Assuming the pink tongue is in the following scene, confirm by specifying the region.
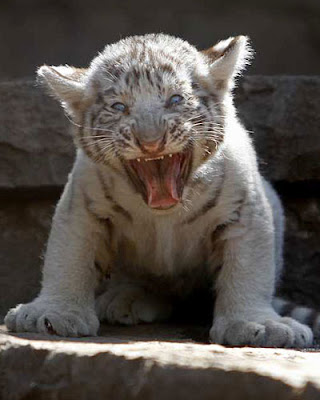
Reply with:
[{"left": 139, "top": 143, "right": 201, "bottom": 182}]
[{"left": 133, "top": 155, "right": 181, "bottom": 209}]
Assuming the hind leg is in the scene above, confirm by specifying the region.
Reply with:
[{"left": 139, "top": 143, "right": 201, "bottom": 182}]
[
  {"left": 95, "top": 277, "right": 172, "bottom": 325},
  {"left": 262, "top": 178, "right": 285, "bottom": 284}
]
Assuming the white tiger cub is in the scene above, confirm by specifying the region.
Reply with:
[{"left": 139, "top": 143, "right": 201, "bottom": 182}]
[{"left": 5, "top": 34, "right": 317, "bottom": 347}]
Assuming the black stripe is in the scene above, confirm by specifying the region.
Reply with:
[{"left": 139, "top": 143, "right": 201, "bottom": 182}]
[
  {"left": 183, "top": 170, "right": 225, "bottom": 225},
  {"left": 96, "top": 169, "right": 133, "bottom": 223},
  {"left": 228, "top": 196, "right": 246, "bottom": 224},
  {"left": 83, "top": 190, "right": 117, "bottom": 268},
  {"left": 82, "top": 190, "right": 101, "bottom": 221},
  {"left": 133, "top": 67, "right": 140, "bottom": 81},
  {"left": 77, "top": 115, "right": 95, "bottom": 160},
  {"left": 191, "top": 82, "right": 200, "bottom": 91},
  {"left": 200, "top": 96, "right": 210, "bottom": 110},
  {"left": 125, "top": 72, "right": 131, "bottom": 85},
  {"left": 139, "top": 45, "right": 146, "bottom": 63},
  {"left": 212, "top": 223, "right": 228, "bottom": 241},
  {"left": 109, "top": 65, "right": 124, "bottom": 79},
  {"left": 185, "top": 196, "right": 220, "bottom": 225},
  {"left": 112, "top": 204, "right": 133, "bottom": 222},
  {"left": 94, "top": 261, "right": 103, "bottom": 275},
  {"left": 145, "top": 68, "right": 152, "bottom": 85},
  {"left": 96, "top": 93, "right": 104, "bottom": 105},
  {"left": 103, "top": 88, "right": 116, "bottom": 98},
  {"left": 103, "top": 217, "right": 114, "bottom": 242},
  {"left": 103, "top": 218, "right": 116, "bottom": 264},
  {"left": 160, "top": 63, "right": 175, "bottom": 74}
]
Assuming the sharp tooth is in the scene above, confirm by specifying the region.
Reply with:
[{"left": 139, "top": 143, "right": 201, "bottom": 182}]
[
  {"left": 169, "top": 154, "right": 173, "bottom": 157},
  {"left": 160, "top": 156, "right": 164, "bottom": 160},
  {"left": 137, "top": 158, "right": 141, "bottom": 162}
]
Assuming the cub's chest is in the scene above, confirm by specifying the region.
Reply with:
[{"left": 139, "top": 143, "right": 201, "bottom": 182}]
[
  {"left": 89, "top": 169, "right": 226, "bottom": 276},
  {"left": 109, "top": 215, "right": 211, "bottom": 276}
]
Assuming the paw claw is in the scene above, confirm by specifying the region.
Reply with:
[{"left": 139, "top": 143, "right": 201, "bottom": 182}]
[
  {"left": 4, "top": 300, "right": 99, "bottom": 337},
  {"left": 44, "top": 318, "right": 56, "bottom": 335}
]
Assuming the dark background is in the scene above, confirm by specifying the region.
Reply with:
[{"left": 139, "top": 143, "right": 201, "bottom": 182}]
[{"left": 0, "top": 0, "right": 319, "bottom": 80}]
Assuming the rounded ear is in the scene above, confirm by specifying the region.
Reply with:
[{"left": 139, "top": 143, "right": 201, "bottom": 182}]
[
  {"left": 202, "top": 36, "right": 253, "bottom": 91},
  {"left": 37, "top": 65, "right": 88, "bottom": 116}
]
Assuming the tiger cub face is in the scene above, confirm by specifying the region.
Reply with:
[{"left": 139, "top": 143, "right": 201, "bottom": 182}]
[{"left": 38, "top": 34, "right": 251, "bottom": 210}]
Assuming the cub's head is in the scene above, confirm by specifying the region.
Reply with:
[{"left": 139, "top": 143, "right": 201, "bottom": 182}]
[{"left": 38, "top": 34, "right": 251, "bottom": 210}]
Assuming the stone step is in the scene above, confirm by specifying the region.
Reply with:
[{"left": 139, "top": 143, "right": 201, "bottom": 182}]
[{"left": 1, "top": 324, "right": 320, "bottom": 400}]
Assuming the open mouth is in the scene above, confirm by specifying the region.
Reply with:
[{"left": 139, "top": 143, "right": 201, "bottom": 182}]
[{"left": 125, "top": 150, "right": 192, "bottom": 210}]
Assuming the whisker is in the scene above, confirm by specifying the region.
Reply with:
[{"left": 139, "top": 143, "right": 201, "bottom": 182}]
[
  {"left": 64, "top": 113, "right": 117, "bottom": 134},
  {"left": 79, "top": 139, "right": 114, "bottom": 147},
  {"left": 191, "top": 119, "right": 225, "bottom": 126},
  {"left": 191, "top": 130, "right": 224, "bottom": 138},
  {"left": 192, "top": 132, "right": 224, "bottom": 137},
  {"left": 191, "top": 124, "right": 224, "bottom": 130},
  {"left": 80, "top": 134, "right": 115, "bottom": 139},
  {"left": 185, "top": 112, "right": 226, "bottom": 122}
]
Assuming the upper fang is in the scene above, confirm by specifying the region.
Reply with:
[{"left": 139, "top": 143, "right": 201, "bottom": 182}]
[
  {"left": 169, "top": 154, "right": 172, "bottom": 157},
  {"left": 137, "top": 158, "right": 141, "bottom": 162}
]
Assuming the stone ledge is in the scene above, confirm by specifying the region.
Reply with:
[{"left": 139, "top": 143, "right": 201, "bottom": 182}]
[
  {"left": 0, "top": 81, "right": 72, "bottom": 190},
  {"left": 236, "top": 76, "right": 320, "bottom": 182},
  {"left": 0, "top": 77, "right": 319, "bottom": 190},
  {"left": 1, "top": 325, "right": 320, "bottom": 400}
]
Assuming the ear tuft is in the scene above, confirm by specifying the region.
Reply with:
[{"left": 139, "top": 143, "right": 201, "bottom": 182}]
[
  {"left": 203, "top": 36, "right": 253, "bottom": 91},
  {"left": 37, "top": 65, "right": 87, "bottom": 115}
]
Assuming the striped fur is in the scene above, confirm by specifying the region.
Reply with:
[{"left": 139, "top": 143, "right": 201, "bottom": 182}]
[{"left": 4, "top": 34, "right": 316, "bottom": 347}]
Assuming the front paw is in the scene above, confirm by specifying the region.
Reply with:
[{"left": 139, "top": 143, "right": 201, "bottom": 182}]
[
  {"left": 210, "top": 316, "right": 313, "bottom": 348},
  {"left": 5, "top": 298, "right": 99, "bottom": 337}
]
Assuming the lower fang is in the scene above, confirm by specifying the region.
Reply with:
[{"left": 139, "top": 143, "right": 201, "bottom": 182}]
[
  {"left": 137, "top": 158, "right": 141, "bottom": 162},
  {"left": 169, "top": 154, "right": 172, "bottom": 157}
]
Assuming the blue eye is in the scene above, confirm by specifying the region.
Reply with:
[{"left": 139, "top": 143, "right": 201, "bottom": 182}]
[
  {"left": 169, "top": 94, "right": 184, "bottom": 106},
  {"left": 111, "top": 102, "right": 127, "bottom": 112}
]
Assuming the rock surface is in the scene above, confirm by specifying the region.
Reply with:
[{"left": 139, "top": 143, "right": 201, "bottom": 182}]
[
  {"left": 0, "top": 81, "right": 71, "bottom": 190},
  {"left": 236, "top": 76, "right": 320, "bottom": 182},
  {"left": 280, "top": 196, "right": 320, "bottom": 308},
  {"left": 1, "top": 325, "right": 320, "bottom": 400},
  {"left": 0, "top": 198, "right": 56, "bottom": 317}
]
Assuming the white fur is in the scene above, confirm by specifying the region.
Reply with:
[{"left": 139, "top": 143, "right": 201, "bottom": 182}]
[
  {"left": 5, "top": 34, "right": 313, "bottom": 347},
  {"left": 208, "top": 36, "right": 253, "bottom": 83}
]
